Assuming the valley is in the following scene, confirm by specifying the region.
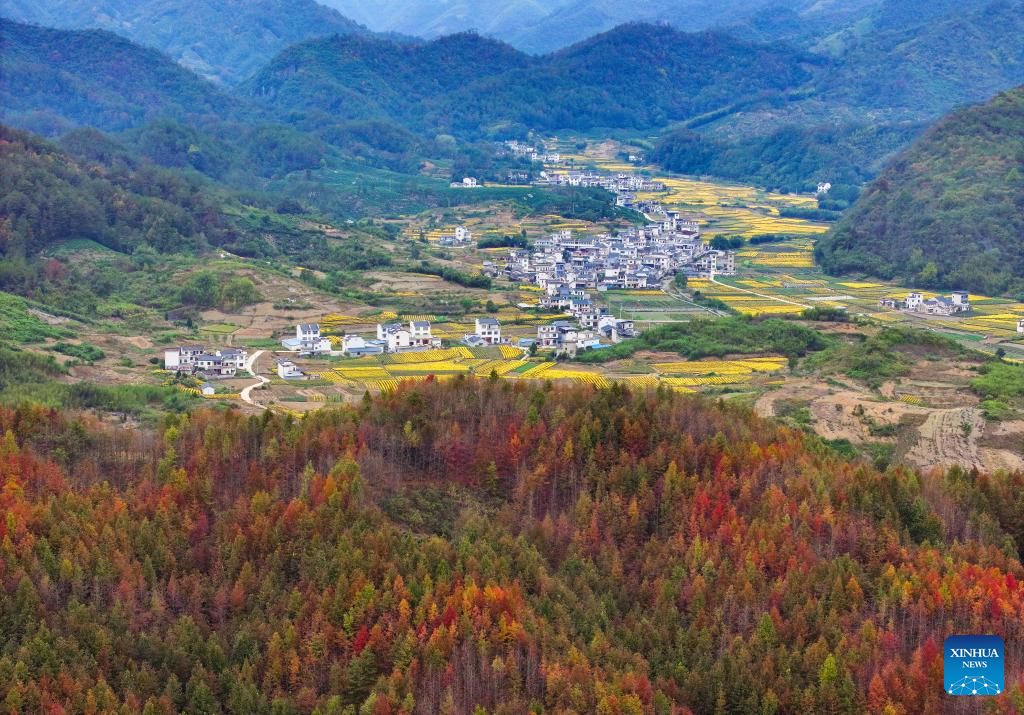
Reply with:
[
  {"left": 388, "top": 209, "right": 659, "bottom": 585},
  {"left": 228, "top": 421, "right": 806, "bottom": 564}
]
[
  {"left": 3, "top": 5, "right": 1024, "bottom": 711},
  {"left": 9, "top": 135, "right": 1024, "bottom": 477}
]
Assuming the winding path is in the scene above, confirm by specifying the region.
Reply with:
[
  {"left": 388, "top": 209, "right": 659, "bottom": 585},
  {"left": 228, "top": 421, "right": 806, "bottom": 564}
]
[{"left": 240, "top": 350, "right": 269, "bottom": 409}]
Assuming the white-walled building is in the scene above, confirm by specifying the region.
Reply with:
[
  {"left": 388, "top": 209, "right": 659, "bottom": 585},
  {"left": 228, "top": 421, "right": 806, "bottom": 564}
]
[
  {"left": 377, "top": 321, "right": 435, "bottom": 352},
  {"left": 340, "top": 335, "right": 384, "bottom": 357},
  {"left": 598, "top": 316, "right": 636, "bottom": 343},
  {"left": 164, "top": 344, "right": 205, "bottom": 370},
  {"left": 165, "top": 345, "right": 247, "bottom": 378},
  {"left": 277, "top": 359, "right": 303, "bottom": 380},
  {"left": 475, "top": 317, "right": 501, "bottom": 344},
  {"left": 409, "top": 321, "right": 433, "bottom": 346},
  {"left": 297, "top": 323, "right": 320, "bottom": 341}
]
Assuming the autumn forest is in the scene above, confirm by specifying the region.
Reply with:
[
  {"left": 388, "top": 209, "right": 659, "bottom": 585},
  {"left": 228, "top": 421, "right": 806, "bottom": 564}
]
[{"left": 2, "top": 379, "right": 1023, "bottom": 713}]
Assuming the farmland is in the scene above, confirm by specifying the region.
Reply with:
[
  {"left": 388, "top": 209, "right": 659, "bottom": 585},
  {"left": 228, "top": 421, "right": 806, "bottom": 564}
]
[{"left": 9, "top": 134, "right": 1024, "bottom": 471}]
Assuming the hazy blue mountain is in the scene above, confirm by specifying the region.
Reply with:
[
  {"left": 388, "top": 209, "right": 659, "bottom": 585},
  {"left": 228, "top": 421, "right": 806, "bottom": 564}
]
[
  {"left": 322, "top": 0, "right": 884, "bottom": 53},
  {"left": 0, "top": 19, "right": 240, "bottom": 135},
  {"left": 0, "top": 0, "right": 370, "bottom": 83},
  {"left": 320, "top": 0, "right": 570, "bottom": 42}
]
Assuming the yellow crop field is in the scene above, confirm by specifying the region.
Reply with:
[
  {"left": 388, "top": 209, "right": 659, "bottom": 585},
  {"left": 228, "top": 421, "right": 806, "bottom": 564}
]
[
  {"left": 652, "top": 358, "right": 785, "bottom": 375},
  {"left": 473, "top": 360, "right": 528, "bottom": 375},
  {"left": 620, "top": 374, "right": 659, "bottom": 388},
  {"left": 749, "top": 254, "right": 816, "bottom": 268},
  {"left": 498, "top": 344, "right": 523, "bottom": 359},
  {"left": 382, "top": 347, "right": 474, "bottom": 364},
  {"left": 838, "top": 282, "right": 884, "bottom": 290},
  {"left": 386, "top": 361, "right": 470, "bottom": 374},
  {"left": 735, "top": 305, "right": 806, "bottom": 316},
  {"left": 321, "top": 314, "right": 363, "bottom": 324},
  {"left": 515, "top": 362, "right": 556, "bottom": 378},
  {"left": 335, "top": 366, "right": 391, "bottom": 379},
  {"left": 539, "top": 369, "right": 611, "bottom": 387},
  {"left": 661, "top": 375, "right": 752, "bottom": 386}
]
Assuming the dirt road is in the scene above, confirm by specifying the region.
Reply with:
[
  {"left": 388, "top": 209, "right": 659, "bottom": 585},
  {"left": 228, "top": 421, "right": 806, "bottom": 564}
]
[{"left": 240, "top": 350, "right": 269, "bottom": 409}]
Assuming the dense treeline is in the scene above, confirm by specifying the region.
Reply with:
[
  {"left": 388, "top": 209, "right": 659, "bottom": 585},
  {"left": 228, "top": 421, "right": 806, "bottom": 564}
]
[
  {"left": 2, "top": 380, "right": 1024, "bottom": 712},
  {"left": 816, "top": 86, "right": 1024, "bottom": 296},
  {"left": 651, "top": 123, "right": 921, "bottom": 194},
  {"left": 246, "top": 25, "right": 814, "bottom": 137},
  {"left": 0, "top": 125, "right": 230, "bottom": 258},
  {"left": 576, "top": 317, "right": 829, "bottom": 363}
]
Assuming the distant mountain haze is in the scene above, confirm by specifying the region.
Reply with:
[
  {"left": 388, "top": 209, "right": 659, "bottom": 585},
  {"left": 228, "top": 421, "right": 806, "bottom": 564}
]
[
  {"left": 322, "top": 0, "right": 887, "bottom": 52},
  {"left": 0, "top": 19, "right": 241, "bottom": 135},
  {"left": 0, "top": 0, "right": 370, "bottom": 83}
]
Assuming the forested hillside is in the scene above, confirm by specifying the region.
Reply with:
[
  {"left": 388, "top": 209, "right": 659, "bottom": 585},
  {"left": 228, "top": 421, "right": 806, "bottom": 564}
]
[
  {"left": 0, "top": 19, "right": 239, "bottom": 136},
  {"left": 815, "top": 0, "right": 1024, "bottom": 117},
  {"left": 0, "top": 0, "right": 370, "bottom": 84},
  {"left": 651, "top": 122, "right": 922, "bottom": 193},
  {"left": 0, "top": 125, "right": 232, "bottom": 258},
  {"left": 816, "top": 86, "right": 1024, "bottom": 296},
  {"left": 2, "top": 379, "right": 1024, "bottom": 712},
  {"left": 246, "top": 23, "right": 814, "bottom": 136}
]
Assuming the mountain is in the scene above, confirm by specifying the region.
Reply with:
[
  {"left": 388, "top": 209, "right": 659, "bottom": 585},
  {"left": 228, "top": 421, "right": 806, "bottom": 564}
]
[
  {"left": 815, "top": 86, "right": 1024, "bottom": 297},
  {"left": 321, "top": 0, "right": 569, "bottom": 43},
  {"left": 247, "top": 23, "right": 815, "bottom": 136},
  {"left": 0, "top": 19, "right": 239, "bottom": 135},
  {"left": 814, "top": 0, "right": 1024, "bottom": 117},
  {"left": 247, "top": 32, "right": 532, "bottom": 127},
  {"left": 642, "top": 0, "right": 1024, "bottom": 193},
  {"left": 0, "top": 0, "right": 370, "bottom": 84},
  {"left": 322, "top": 0, "right": 882, "bottom": 54},
  {"left": 3, "top": 378, "right": 1024, "bottom": 712}
]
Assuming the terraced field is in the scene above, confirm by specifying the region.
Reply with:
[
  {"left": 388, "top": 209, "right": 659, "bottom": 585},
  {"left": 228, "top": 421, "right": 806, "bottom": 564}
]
[{"left": 301, "top": 347, "right": 790, "bottom": 396}]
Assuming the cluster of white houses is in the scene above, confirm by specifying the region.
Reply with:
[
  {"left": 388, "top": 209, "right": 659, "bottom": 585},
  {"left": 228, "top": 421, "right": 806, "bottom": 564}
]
[
  {"left": 164, "top": 345, "right": 248, "bottom": 378},
  {"left": 535, "top": 170, "right": 664, "bottom": 195},
  {"left": 490, "top": 213, "right": 734, "bottom": 294},
  {"left": 503, "top": 140, "right": 561, "bottom": 164},
  {"left": 439, "top": 226, "right": 473, "bottom": 247},
  {"left": 879, "top": 291, "right": 972, "bottom": 316}
]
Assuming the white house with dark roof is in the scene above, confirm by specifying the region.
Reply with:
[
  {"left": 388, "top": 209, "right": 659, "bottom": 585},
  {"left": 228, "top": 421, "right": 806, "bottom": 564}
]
[
  {"left": 409, "top": 320, "right": 434, "bottom": 346},
  {"left": 276, "top": 359, "right": 304, "bottom": 380},
  {"left": 904, "top": 291, "right": 971, "bottom": 316},
  {"left": 164, "top": 344, "right": 205, "bottom": 370},
  {"left": 340, "top": 335, "right": 385, "bottom": 357},
  {"left": 164, "top": 345, "right": 247, "bottom": 378},
  {"left": 475, "top": 317, "right": 501, "bottom": 344},
  {"left": 280, "top": 323, "right": 332, "bottom": 356},
  {"left": 297, "top": 323, "right": 320, "bottom": 341}
]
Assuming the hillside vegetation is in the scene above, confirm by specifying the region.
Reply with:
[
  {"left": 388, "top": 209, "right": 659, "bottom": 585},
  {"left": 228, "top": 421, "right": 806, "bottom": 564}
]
[
  {"left": 816, "top": 86, "right": 1024, "bottom": 296},
  {"left": 1, "top": 380, "right": 1024, "bottom": 712},
  {"left": 0, "top": 19, "right": 239, "bottom": 135},
  {"left": 651, "top": 122, "right": 922, "bottom": 193},
  {"left": 1, "top": 0, "right": 370, "bottom": 84},
  {"left": 246, "top": 24, "right": 814, "bottom": 136},
  {"left": 0, "top": 125, "right": 230, "bottom": 258}
]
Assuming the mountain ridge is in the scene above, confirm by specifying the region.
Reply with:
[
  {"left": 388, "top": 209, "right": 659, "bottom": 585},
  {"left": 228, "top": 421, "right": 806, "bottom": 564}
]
[
  {"left": 815, "top": 85, "right": 1024, "bottom": 296},
  {"left": 0, "top": 0, "right": 372, "bottom": 83}
]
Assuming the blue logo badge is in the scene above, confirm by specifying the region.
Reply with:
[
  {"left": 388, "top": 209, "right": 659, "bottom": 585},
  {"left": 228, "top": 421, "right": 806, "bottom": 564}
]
[{"left": 944, "top": 635, "right": 1004, "bottom": 695}]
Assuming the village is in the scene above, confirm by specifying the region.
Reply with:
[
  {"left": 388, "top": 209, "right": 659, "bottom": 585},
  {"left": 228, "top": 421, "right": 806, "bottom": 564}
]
[{"left": 155, "top": 148, "right": 1023, "bottom": 410}]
